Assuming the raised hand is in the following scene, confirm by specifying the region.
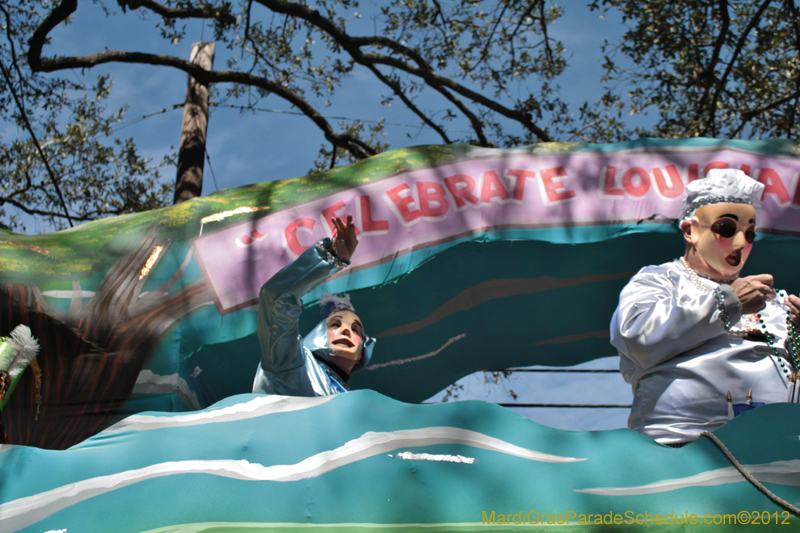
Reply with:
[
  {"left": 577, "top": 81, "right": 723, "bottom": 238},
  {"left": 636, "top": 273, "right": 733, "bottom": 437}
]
[
  {"left": 331, "top": 214, "right": 358, "bottom": 262},
  {"left": 732, "top": 274, "right": 775, "bottom": 315}
]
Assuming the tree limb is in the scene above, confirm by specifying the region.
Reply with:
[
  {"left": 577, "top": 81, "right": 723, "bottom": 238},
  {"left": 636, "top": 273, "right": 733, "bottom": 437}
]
[
  {"left": 29, "top": 48, "right": 373, "bottom": 161},
  {"left": 706, "top": 0, "right": 772, "bottom": 135},
  {"left": 783, "top": 0, "right": 800, "bottom": 136},
  {"left": 117, "top": 0, "right": 236, "bottom": 26},
  {"left": 537, "top": 0, "right": 555, "bottom": 68},
  {"left": 731, "top": 89, "right": 800, "bottom": 136},
  {"left": 254, "top": 0, "right": 552, "bottom": 141},
  {"left": 362, "top": 51, "right": 550, "bottom": 141},
  {"left": 27, "top": 0, "right": 78, "bottom": 72},
  {"left": 28, "top": 0, "right": 553, "bottom": 163},
  {"left": 366, "top": 65, "right": 452, "bottom": 144},
  {"left": 696, "top": 0, "right": 729, "bottom": 91},
  {"left": 477, "top": 2, "right": 511, "bottom": 67},
  {"left": 0, "top": 58, "right": 73, "bottom": 226}
]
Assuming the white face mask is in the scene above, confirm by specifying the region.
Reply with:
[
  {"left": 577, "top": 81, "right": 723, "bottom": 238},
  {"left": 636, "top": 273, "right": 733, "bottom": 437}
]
[
  {"left": 687, "top": 203, "right": 756, "bottom": 279},
  {"left": 326, "top": 310, "right": 364, "bottom": 361}
]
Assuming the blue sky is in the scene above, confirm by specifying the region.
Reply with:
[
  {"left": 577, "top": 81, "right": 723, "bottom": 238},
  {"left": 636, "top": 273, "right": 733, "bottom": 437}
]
[
  {"left": 37, "top": 1, "right": 634, "bottom": 196},
  {"left": 12, "top": 1, "right": 636, "bottom": 429}
]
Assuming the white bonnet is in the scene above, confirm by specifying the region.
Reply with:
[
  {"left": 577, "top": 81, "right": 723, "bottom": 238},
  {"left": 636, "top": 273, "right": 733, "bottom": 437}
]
[{"left": 680, "top": 169, "right": 764, "bottom": 221}]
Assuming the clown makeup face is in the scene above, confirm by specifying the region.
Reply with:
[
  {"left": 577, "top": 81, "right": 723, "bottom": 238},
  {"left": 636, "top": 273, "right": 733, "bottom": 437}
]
[
  {"left": 326, "top": 310, "right": 364, "bottom": 361},
  {"left": 685, "top": 203, "right": 756, "bottom": 279}
]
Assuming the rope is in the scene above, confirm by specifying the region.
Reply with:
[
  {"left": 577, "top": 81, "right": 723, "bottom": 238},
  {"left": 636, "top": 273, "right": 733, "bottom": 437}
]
[{"left": 701, "top": 431, "right": 800, "bottom": 517}]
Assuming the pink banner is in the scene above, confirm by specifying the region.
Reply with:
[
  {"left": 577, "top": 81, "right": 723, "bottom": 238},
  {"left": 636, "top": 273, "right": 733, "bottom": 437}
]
[{"left": 192, "top": 147, "right": 800, "bottom": 313}]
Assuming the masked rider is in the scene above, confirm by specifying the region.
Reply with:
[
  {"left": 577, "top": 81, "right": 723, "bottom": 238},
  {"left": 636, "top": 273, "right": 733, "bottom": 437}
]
[
  {"left": 610, "top": 169, "right": 800, "bottom": 445},
  {"left": 253, "top": 215, "right": 376, "bottom": 396}
]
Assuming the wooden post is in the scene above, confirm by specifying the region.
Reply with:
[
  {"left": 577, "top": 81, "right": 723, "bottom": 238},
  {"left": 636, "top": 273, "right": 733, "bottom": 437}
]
[{"left": 174, "top": 42, "right": 215, "bottom": 204}]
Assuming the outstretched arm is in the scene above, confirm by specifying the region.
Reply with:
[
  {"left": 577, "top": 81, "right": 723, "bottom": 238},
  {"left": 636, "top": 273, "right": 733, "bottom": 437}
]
[{"left": 254, "top": 217, "right": 357, "bottom": 395}]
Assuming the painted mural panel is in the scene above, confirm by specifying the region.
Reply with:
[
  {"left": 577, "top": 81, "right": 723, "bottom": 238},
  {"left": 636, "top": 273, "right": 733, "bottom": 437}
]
[{"left": 0, "top": 139, "right": 799, "bottom": 450}]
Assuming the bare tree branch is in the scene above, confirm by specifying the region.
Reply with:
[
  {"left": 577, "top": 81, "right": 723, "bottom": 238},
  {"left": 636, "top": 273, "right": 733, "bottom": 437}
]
[
  {"left": 27, "top": 0, "right": 555, "bottom": 163},
  {"left": 253, "top": 0, "right": 552, "bottom": 142},
  {"left": 705, "top": 0, "right": 772, "bottom": 135},
  {"left": 0, "top": 57, "right": 73, "bottom": 225},
  {"left": 477, "top": 2, "right": 511, "bottom": 67},
  {"left": 536, "top": 1, "right": 557, "bottom": 69},
  {"left": 365, "top": 65, "right": 453, "bottom": 144},
  {"left": 117, "top": 0, "right": 236, "bottom": 25},
  {"left": 28, "top": 21, "right": 374, "bottom": 160},
  {"left": 784, "top": 0, "right": 800, "bottom": 135}
]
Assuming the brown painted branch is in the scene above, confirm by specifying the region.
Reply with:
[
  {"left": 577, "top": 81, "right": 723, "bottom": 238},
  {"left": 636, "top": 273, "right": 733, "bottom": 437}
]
[
  {"left": 146, "top": 248, "right": 195, "bottom": 299},
  {"left": 78, "top": 237, "right": 158, "bottom": 327},
  {"left": 29, "top": 285, "right": 65, "bottom": 324}
]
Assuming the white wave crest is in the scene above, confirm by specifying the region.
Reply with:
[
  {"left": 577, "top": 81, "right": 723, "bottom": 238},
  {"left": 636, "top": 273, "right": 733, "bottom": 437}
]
[
  {"left": 1, "top": 426, "right": 584, "bottom": 532},
  {"left": 396, "top": 452, "right": 474, "bottom": 463},
  {"left": 101, "top": 395, "right": 333, "bottom": 433},
  {"left": 576, "top": 459, "right": 800, "bottom": 496}
]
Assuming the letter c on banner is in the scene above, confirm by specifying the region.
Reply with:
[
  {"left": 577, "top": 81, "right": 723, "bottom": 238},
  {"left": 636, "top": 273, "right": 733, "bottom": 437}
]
[{"left": 284, "top": 218, "right": 316, "bottom": 256}]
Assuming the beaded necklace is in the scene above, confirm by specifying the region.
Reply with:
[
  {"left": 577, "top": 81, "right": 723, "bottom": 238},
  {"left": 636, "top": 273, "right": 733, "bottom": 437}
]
[
  {"left": 679, "top": 257, "right": 800, "bottom": 383},
  {"left": 758, "top": 291, "right": 800, "bottom": 384}
]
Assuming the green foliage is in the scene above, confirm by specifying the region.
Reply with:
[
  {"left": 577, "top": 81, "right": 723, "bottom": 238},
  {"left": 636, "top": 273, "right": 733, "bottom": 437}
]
[
  {"left": 590, "top": 0, "right": 800, "bottom": 140},
  {"left": 4, "top": 0, "right": 799, "bottom": 234},
  {"left": 0, "top": 0, "right": 173, "bottom": 232},
  {"left": 223, "top": 0, "right": 572, "bottom": 151}
]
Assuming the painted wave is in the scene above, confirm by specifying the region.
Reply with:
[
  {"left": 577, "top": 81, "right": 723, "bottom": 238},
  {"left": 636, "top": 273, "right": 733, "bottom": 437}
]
[
  {"left": 101, "top": 394, "right": 333, "bottom": 433},
  {"left": 1, "top": 426, "right": 585, "bottom": 532},
  {"left": 576, "top": 459, "right": 800, "bottom": 495}
]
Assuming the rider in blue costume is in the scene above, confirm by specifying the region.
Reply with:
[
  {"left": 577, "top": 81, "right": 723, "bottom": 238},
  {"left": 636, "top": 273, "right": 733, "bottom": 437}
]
[{"left": 253, "top": 215, "right": 376, "bottom": 396}]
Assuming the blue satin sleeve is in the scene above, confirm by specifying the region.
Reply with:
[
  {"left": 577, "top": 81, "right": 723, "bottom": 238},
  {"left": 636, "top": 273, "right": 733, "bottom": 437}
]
[{"left": 254, "top": 240, "right": 339, "bottom": 392}]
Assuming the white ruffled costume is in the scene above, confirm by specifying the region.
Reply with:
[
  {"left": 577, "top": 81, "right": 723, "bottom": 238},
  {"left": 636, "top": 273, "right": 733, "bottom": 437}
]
[
  {"left": 610, "top": 169, "right": 795, "bottom": 444},
  {"left": 611, "top": 261, "right": 792, "bottom": 444}
]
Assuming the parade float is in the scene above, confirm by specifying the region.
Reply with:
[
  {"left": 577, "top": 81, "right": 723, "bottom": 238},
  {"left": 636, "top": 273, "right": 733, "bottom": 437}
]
[{"left": 1, "top": 138, "right": 799, "bottom": 531}]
